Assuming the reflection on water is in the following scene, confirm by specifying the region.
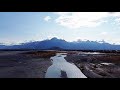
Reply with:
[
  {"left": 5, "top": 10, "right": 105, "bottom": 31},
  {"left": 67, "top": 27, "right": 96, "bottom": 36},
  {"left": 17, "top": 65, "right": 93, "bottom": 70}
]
[
  {"left": 45, "top": 53, "right": 87, "bottom": 78},
  {"left": 84, "top": 52, "right": 101, "bottom": 54}
]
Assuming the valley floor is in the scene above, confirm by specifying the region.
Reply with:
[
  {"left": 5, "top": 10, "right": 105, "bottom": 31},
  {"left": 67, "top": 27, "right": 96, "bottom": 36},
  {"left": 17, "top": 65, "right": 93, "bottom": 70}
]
[
  {"left": 65, "top": 51, "right": 120, "bottom": 78},
  {"left": 0, "top": 50, "right": 120, "bottom": 78},
  {"left": 0, "top": 51, "right": 52, "bottom": 78}
]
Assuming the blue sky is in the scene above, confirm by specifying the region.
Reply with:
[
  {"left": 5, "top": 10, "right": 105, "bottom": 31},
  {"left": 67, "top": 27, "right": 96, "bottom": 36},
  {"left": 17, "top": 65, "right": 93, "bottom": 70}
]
[{"left": 0, "top": 12, "right": 120, "bottom": 45}]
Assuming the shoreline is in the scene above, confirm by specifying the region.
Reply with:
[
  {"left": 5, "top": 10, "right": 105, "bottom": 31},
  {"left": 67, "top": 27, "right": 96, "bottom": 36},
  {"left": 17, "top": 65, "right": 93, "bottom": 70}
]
[
  {"left": 0, "top": 51, "right": 52, "bottom": 78},
  {"left": 0, "top": 50, "right": 120, "bottom": 78},
  {"left": 65, "top": 52, "right": 120, "bottom": 78}
]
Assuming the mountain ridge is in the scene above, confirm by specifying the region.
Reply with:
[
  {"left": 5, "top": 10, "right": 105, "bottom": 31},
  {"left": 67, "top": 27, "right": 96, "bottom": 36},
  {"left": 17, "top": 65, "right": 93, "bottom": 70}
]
[{"left": 0, "top": 37, "right": 120, "bottom": 50}]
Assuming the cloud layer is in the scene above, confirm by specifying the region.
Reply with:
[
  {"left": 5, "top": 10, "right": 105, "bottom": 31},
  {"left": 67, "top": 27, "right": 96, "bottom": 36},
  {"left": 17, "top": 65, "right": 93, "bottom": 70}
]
[
  {"left": 44, "top": 16, "right": 51, "bottom": 22},
  {"left": 54, "top": 12, "right": 120, "bottom": 29},
  {"left": 100, "top": 32, "right": 108, "bottom": 35}
]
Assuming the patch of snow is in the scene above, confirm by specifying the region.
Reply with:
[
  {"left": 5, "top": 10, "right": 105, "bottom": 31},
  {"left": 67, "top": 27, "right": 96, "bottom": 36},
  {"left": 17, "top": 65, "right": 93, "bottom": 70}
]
[
  {"left": 101, "top": 63, "right": 114, "bottom": 65},
  {"left": 84, "top": 52, "right": 101, "bottom": 54}
]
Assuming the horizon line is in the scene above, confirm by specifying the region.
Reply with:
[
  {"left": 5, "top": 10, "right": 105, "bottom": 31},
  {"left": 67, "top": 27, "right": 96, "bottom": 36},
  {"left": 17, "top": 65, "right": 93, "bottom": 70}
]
[{"left": 0, "top": 37, "right": 120, "bottom": 46}]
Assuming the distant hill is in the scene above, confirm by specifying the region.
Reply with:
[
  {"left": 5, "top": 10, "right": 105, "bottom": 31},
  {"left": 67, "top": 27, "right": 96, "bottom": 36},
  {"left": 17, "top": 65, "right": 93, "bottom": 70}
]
[
  {"left": 48, "top": 46, "right": 64, "bottom": 50},
  {"left": 0, "top": 37, "right": 120, "bottom": 50}
]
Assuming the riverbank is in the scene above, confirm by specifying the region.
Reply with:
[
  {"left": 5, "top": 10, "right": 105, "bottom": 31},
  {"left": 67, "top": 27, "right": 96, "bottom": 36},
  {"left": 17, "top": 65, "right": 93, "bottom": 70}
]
[
  {"left": 1, "top": 50, "right": 120, "bottom": 78},
  {"left": 65, "top": 51, "right": 120, "bottom": 78},
  {"left": 0, "top": 51, "right": 53, "bottom": 78}
]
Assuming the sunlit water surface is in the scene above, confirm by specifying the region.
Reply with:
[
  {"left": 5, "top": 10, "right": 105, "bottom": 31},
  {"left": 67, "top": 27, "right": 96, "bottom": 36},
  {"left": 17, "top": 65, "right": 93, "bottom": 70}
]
[{"left": 45, "top": 53, "right": 87, "bottom": 78}]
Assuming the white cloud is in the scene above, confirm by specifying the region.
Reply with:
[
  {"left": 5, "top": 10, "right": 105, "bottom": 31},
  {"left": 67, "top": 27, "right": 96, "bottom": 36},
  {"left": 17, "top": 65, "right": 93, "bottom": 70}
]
[
  {"left": 115, "top": 18, "right": 120, "bottom": 25},
  {"left": 55, "top": 12, "right": 109, "bottom": 29},
  {"left": 109, "top": 12, "right": 120, "bottom": 17},
  {"left": 54, "top": 12, "right": 120, "bottom": 29},
  {"left": 110, "top": 12, "right": 120, "bottom": 25},
  {"left": 44, "top": 16, "right": 51, "bottom": 22},
  {"left": 100, "top": 32, "right": 108, "bottom": 35}
]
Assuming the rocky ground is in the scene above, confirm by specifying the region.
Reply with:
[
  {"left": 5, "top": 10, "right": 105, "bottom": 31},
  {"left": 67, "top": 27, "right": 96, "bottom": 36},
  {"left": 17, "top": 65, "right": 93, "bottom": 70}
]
[
  {"left": 1, "top": 50, "right": 120, "bottom": 78},
  {"left": 65, "top": 51, "right": 120, "bottom": 78},
  {"left": 0, "top": 51, "right": 54, "bottom": 78}
]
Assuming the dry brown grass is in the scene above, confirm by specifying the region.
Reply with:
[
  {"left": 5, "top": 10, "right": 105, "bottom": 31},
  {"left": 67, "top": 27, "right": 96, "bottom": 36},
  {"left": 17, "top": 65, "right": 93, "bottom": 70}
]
[
  {"left": 22, "top": 51, "right": 56, "bottom": 58},
  {"left": 91, "top": 55, "right": 120, "bottom": 63},
  {"left": 67, "top": 51, "right": 78, "bottom": 55}
]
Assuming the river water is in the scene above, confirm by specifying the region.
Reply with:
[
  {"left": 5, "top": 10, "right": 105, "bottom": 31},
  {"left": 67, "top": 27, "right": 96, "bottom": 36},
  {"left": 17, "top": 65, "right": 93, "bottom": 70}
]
[{"left": 45, "top": 53, "right": 87, "bottom": 78}]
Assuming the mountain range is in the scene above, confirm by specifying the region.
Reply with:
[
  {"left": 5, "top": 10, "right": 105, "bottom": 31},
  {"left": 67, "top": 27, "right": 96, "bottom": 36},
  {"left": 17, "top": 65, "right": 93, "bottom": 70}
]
[{"left": 0, "top": 37, "right": 120, "bottom": 50}]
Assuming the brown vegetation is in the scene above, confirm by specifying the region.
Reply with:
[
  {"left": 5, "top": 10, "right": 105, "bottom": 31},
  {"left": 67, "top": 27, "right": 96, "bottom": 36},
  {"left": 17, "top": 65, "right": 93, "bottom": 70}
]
[
  {"left": 0, "top": 51, "right": 52, "bottom": 78},
  {"left": 86, "top": 55, "right": 120, "bottom": 63},
  {"left": 22, "top": 51, "right": 56, "bottom": 58},
  {"left": 65, "top": 52, "right": 120, "bottom": 78}
]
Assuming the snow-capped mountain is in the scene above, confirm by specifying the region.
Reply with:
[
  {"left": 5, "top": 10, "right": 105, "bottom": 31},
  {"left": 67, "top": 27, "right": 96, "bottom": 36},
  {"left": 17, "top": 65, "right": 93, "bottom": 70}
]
[{"left": 0, "top": 37, "right": 120, "bottom": 50}]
